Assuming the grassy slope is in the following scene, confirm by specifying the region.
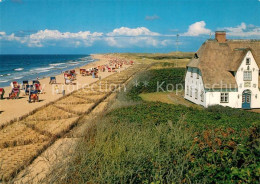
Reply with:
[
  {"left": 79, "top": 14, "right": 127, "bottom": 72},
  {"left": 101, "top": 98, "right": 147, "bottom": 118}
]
[{"left": 52, "top": 53, "right": 260, "bottom": 184}]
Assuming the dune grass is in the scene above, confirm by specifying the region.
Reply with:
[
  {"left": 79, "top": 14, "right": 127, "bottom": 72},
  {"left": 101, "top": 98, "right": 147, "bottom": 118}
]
[
  {"left": 47, "top": 62, "right": 259, "bottom": 183},
  {"left": 54, "top": 102, "right": 260, "bottom": 184}
]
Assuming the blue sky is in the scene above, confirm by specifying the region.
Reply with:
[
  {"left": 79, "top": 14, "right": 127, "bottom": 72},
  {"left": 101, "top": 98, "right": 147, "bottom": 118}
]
[{"left": 0, "top": 0, "right": 260, "bottom": 54}]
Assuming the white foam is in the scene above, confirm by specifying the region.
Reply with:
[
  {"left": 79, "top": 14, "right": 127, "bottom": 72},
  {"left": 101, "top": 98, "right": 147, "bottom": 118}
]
[
  {"left": 30, "top": 66, "right": 54, "bottom": 72},
  {"left": 14, "top": 68, "right": 24, "bottom": 71},
  {"left": 14, "top": 76, "right": 23, "bottom": 79},
  {"left": 0, "top": 80, "right": 8, "bottom": 83},
  {"left": 49, "top": 63, "right": 66, "bottom": 66}
]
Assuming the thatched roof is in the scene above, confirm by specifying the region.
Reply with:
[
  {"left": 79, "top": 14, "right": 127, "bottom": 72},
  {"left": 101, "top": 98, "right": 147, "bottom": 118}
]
[{"left": 187, "top": 40, "right": 260, "bottom": 89}]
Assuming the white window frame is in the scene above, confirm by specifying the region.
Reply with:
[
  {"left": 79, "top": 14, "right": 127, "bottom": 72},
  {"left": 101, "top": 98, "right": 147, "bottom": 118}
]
[
  {"left": 243, "top": 71, "right": 252, "bottom": 81},
  {"left": 191, "top": 68, "right": 193, "bottom": 78},
  {"left": 190, "top": 87, "right": 192, "bottom": 97},
  {"left": 186, "top": 86, "right": 189, "bottom": 95},
  {"left": 220, "top": 93, "right": 229, "bottom": 103},
  {"left": 196, "top": 69, "right": 199, "bottom": 79}
]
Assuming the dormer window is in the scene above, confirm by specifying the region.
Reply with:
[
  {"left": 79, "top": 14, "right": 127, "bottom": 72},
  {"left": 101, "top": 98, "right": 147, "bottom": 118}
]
[{"left": 246, "top": 58, "right": 251, "bottom": 65}]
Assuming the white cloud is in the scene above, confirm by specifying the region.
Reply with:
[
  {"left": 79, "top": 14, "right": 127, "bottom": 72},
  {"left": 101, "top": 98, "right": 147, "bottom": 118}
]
[
  {"left": 0, "top": 29, "right": 103, "bottom": 47},
  {"left": 182, "top": 21, "right": 211, "bottom": 36},
  {"left": 222, "top": 22, "right": 260, "bottom": 37},
  {"left": 107, "top": 27, "right": 160, "bottom": 37},
  {"left": 0, "top": 27, "right": 175, "bottom": 48},
  {"left": 27, "top": 29, "right": 103, "bottom": 47},
  {"left": 105, "top": 27, "right": 167, "bottom": 48}
]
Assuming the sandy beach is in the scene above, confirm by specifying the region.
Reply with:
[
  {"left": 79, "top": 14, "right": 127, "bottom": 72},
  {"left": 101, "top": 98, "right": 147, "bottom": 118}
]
[{"left": 0, "top": 54, "right": 130, "bottom": 127}]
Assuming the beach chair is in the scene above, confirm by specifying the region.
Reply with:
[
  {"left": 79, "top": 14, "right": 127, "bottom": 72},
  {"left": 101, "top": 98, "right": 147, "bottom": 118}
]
[
  {"left": 80, "top": 69, "right": 86, "bottom": 74},
  {"left": 22, "top": 81, "right": 29, "bottom": 90},
  {"left": 29, "top": 90, "right": 39, "bottom": 103},
  {"left": 49, "top": 77, "right": 56, "bottom": 84},
  {"left": 33, "top": 80, "right": 40, "bottom": 85},
  {"left": 0, "top": 88, "right": 5, "bottom": 99},
  {"left": 94, "top": 72, "right": 98, "bottom": 78},
  {"left": 80, "top": 69, "right": 87, "bottom": 76},
  {"left": 25, "top": 85, "right": 34, "bottom": 95},
  {"left": 34, "top": 83, "right": 41, "bottom": 93},
  {"left": 11, "top": 81, "right": 20, "bottom": 88},
  {"left": 9, "top": 88, "right": 20, "bottom": 99}
]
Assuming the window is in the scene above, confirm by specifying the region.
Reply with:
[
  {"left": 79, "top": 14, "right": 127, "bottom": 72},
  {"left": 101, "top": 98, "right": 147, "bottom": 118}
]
[
  {"left": 201, "top": 90, "right": 204, "bottom": 102},
  {"left": 243, "top": 71, "right": 252, "bottom": 81},
  {"left": 246, "top": 58, "right": 251, "bottom": 65},
  {"left": 186, "top": 86, "right": 189, "bottom": 95},
  {"left": 195, "top": 89, "right": 198, "bottom": 99},
  {"left": 190, "top": 87, "right": 192, "bottom": 97},
  {"left": 191, "top": 68, "right": 193, "bottom": 78},
  {"left": 220, "top": 93, "right": 229, "bottom": 103}
]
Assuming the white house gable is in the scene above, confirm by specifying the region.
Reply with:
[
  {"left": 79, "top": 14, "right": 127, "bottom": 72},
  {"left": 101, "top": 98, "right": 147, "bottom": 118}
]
[{"left": 235, "top": 51, "right": 260, "bottom": 108}]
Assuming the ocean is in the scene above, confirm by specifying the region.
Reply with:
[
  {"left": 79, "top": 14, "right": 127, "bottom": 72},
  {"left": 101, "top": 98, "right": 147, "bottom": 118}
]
[{"left": 0, "top": 54, "right": 94, "bottom": 87}]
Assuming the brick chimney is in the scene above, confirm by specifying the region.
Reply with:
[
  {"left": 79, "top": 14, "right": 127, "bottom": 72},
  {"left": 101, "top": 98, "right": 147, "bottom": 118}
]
[{"left": 215, "top": 31, "right": 226, "bottom": 43}]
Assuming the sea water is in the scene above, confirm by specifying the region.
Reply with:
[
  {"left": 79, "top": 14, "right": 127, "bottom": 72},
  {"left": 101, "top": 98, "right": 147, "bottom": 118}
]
[{"left": 0, "top": 54, "right": 94, "bottom": 87}]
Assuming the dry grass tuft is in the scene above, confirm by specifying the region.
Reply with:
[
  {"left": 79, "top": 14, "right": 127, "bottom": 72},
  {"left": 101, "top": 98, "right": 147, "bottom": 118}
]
[
  {"left": 0, "top": 141, "right": 50, "bottom": 181},
  {"left": 25, "top": 105, "right": 76, "bottom": 121},
  {"left": 0, "top": 122, "right": 49, "bottom": 149}
]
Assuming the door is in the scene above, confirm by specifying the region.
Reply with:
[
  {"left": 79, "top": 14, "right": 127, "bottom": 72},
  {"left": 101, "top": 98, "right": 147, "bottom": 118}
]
[{"left": 242, "top": 90, "right": 251, "bottom": 109}]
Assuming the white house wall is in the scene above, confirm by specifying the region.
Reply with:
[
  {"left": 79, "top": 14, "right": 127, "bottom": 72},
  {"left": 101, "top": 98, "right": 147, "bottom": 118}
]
[
  {"left": 184, "top": 68, "right": 206, "bottom": 107},
  {"left": 205, "top": 91, "right": 239, "bottom": 108},
  {"left": 235, "top": 51, "right": 260, "bottom": 108}
]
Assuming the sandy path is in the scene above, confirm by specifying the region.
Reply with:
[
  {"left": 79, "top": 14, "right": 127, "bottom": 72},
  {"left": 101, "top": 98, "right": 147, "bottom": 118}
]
[{"left": 0, "top": 54, "right": 129, "bottom": 127}]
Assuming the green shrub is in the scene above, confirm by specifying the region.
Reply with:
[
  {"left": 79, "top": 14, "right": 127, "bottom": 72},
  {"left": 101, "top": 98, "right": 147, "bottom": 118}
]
[
  {"left": 58, "top": 102, "right": 260, "bottom": 183},
  {"left": 127, "top": 68, "right": 186, "bottom": 101}
]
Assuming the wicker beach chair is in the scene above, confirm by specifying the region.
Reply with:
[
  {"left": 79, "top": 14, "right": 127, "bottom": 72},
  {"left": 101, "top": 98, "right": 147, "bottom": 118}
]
[
  {"left": 25, "top": 85, "right": 34, "bottom": 95},
  {"left": 29, "top": 90, "right": 39, "bottom": 103},
  {"left": 11, "top": 81, "right": 20, "bottom": 88},
  {"left": 49, "top": 77, "right": 57, "bottom": 84},
  {"left": 22, "top": 81, "right": 29, "bottom": 90},
  {"left": 9, "top": 88, "right": 20, "bottom": 99},
  {"left": 0, "top": 88, "right": 5, "bottom": 99}
]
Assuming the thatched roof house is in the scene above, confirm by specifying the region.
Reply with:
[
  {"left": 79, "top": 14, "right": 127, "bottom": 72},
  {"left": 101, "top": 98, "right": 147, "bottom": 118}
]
[
  {"left": 187, "top": 33, "right": 260, "bottom": 89},
  {"left": 185, "top": 31, "right": 260, "bottom": 109}
]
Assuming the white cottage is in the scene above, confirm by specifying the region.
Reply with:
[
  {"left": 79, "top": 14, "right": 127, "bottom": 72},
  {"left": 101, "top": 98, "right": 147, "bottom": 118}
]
[{"left": 185, "top": 31, "right": 260, "bottom": 109}]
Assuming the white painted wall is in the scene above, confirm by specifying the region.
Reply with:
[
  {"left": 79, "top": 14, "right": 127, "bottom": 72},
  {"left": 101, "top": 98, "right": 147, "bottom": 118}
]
[
  {"left": 205, "top": 91, "right": 239, "bottom": 108},
  {"left": 235, "top": 51, "right": 260, "bottom": 108},
  {"left": 184, "top": 67, "right": 206, "bottom": 107}
]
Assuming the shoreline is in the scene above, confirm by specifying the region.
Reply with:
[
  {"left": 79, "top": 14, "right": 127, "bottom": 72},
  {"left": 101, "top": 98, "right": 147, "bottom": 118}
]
[
  {"left": 0, "top": 54, "right": 130, "bottom": 127},
  {"left": 0, "top": 55, "right": 94, "bottom": 88}
]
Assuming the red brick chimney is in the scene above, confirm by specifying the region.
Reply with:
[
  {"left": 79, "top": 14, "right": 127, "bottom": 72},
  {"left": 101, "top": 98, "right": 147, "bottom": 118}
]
[{"left": 215, "top": 31, "right": 226, "bottom": 43}]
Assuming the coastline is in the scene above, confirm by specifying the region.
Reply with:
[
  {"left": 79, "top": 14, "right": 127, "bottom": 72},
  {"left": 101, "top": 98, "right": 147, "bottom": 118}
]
[
  {"left": 0, "top": 55, "right": 94, "bottom": 88},
  {"left": 0, "top": 54, "right": 130, "bottom": 127}
]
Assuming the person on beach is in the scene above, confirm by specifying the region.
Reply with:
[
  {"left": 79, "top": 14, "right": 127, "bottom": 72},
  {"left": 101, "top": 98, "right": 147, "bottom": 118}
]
[{"left": 55, "top": 85, "right": 59, "bottom": 94}]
